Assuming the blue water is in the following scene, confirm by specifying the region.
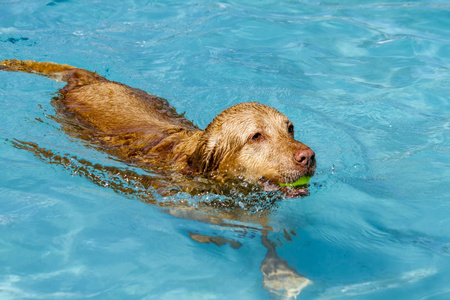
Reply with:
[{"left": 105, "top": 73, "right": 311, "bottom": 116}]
[{"left": 1, "top": 0, "right": 449, "bottom": 299}]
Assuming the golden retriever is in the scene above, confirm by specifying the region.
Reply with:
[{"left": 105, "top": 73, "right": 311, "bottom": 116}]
[
  {"left": 1, "top": 59, "right": 316, "bottom": 297},
  {"left": 0, "top": 59, "right": 316, "bottom": 196}
]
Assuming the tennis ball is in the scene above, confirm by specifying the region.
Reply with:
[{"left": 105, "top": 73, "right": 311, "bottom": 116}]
[{"left": 279, "top": 176, "right": 310, "bottom": 187}]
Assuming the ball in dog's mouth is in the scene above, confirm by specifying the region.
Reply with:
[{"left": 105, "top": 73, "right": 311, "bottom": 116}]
[{"left": 278, "top": 176, "right": 310, "bottom": 188}]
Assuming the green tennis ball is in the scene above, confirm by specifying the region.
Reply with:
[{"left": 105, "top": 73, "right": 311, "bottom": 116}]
[{"left": 279, "top": 176, "right": 311, "bottom": 187}]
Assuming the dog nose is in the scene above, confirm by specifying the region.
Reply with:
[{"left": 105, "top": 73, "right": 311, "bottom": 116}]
[{"left": 294, "top": 148, "right": 315, "bottom": 167}]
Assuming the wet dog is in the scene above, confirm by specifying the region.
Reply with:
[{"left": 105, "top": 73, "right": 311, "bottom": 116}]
[
  {"left": 1, "top": 59, "right": 316, "bottom": 298},
  {"left": 0, "top": 59, "right": 315, "bottom": 197}
]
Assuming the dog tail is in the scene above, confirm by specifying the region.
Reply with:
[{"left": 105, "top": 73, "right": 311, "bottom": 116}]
[
  {"left": 0, "top": 59, "right": 105, "bottom": 85},
  {"left": 0, "top": 59, "right": 76, "bottom": 80}
]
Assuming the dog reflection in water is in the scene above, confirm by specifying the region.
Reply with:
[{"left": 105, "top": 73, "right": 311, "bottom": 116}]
[{"left": 2, "top": 59, "right": 314, "bottom": 298}]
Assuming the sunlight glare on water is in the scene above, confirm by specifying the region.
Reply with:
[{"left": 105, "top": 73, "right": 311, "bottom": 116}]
[{"left": 1, "top": 0, "right": 449, "bottom": 299}]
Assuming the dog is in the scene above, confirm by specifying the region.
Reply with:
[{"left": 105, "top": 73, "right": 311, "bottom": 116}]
[
  {"left": 1, "top": 59, "right": 316, "bottom": 298},
  {"left": 0, "top": 59, "right": 316, "bottom": 197}
]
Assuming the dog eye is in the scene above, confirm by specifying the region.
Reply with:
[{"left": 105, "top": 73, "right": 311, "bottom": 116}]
[
  {"left": 288, "top": 124, "right": 294, "bottom": 134},
  {"left": 251, "top": 133, "right": 262, "bottom": 141}
]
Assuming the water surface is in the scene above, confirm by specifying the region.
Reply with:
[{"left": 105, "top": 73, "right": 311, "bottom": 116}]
[{"left": 1, "top": 0, "right": 449, "bottom": 299}]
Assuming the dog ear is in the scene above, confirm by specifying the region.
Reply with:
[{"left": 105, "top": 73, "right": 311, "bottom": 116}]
[{"left": 185, "top": 133, "right": 227, "bottom": 175}]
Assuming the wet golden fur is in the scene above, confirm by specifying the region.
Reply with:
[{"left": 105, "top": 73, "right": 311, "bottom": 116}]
[{"left": 0, "top": 59, "right": 316, "bottom": 191}]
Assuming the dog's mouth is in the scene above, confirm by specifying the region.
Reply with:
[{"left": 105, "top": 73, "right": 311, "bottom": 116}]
[
  {"left": 260, "top": 174, "right": 313, "bottom": 198},
  {"left": 275, "top": 166, "right": 316, "bottom": 184}
]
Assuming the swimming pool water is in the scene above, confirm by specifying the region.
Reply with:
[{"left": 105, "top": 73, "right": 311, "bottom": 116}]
[{"left": 1, "top": 0, "right": 449, "bottom": 299}]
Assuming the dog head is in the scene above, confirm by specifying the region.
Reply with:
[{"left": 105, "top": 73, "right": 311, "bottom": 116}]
[{"left": 186, "top": 103, "right": 316, "bottom": 186}]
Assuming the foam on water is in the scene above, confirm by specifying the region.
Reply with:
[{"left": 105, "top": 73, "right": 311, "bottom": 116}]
[{"left": 1, "top": 0, "right": 449, "bottom": 299}]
